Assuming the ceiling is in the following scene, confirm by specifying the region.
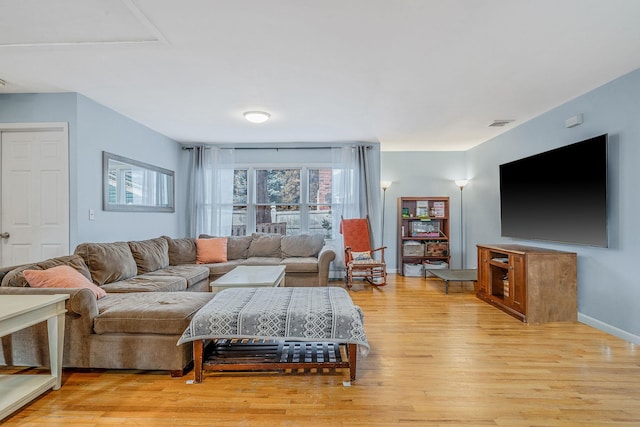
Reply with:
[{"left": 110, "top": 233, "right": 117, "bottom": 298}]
[{"left": 2, "top": 0, "right": 640, "bottom": 151}]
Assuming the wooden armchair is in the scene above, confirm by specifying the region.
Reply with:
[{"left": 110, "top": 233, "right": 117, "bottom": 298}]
[{"left": 340, "top": 216, "right": 387, "bottom": 287}]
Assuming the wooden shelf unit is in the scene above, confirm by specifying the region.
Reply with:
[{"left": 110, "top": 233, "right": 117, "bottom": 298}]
[
  {"left": 397, "top": 196, "right": 450, "bottom": 276},
  {"left": 476, "top": 244, "right": 577, "bottom": 324}
]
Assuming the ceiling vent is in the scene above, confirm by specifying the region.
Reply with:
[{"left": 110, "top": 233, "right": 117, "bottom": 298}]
[{"left": 489, "top": 119, "right": 514, "bottom": 127}]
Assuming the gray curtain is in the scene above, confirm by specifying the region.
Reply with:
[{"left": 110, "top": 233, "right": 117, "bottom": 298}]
[{"left": 185, "top": 146, "right": 211, "bottom": 238}]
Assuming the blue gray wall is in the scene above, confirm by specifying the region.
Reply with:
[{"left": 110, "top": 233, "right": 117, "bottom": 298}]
[
  {"left": 382, "top": 68, "right": 640, "bottom": 343},
  {"left": 380, "top": 151, "right": 466, "bottom": 271},
  {"left": 0, "top": 93, "right": 183, "bottom": 248},
  {"left": 4, "top": 66, "right": 639, "bottom": 343}
]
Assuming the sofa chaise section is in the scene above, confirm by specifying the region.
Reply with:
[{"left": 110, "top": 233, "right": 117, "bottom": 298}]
[{"left": 0, "top": 286, "right": 214, "bottom": 375}]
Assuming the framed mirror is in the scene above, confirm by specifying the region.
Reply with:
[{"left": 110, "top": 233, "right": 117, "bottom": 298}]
[{"left": 103, "top": 152, "right": 175, "bottom": 212}]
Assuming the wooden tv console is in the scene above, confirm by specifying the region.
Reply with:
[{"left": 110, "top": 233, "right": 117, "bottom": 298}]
[{"left": 476, "top": 244, "right": 577, "bottom": 324}]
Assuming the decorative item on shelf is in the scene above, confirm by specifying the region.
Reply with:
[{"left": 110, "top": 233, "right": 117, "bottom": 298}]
[
  {"left": 402, "top": 207, "right": 410, "bottom": 218},
  {"left": 432, "top": 201, "right": 445, "bottom": 217},
  {"left": 416, "top": 201, "right": 429, "bottom": 218},
  {"left": 411, "top": 221, "right": 440, "bottom": 237}
]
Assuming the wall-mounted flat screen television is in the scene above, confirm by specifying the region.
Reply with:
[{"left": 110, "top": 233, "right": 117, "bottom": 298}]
[{"left": 499, "top": 134, "right": 608, "bottom": 247}]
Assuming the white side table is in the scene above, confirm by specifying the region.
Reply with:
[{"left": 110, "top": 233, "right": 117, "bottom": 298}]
[{"left": 0, "top": 294, "right": 69, "bottom": 421}]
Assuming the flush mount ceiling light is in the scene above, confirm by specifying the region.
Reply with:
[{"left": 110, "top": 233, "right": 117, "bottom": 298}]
[{"left": 243, "top": 111, "right": 270, "bottom": 123}]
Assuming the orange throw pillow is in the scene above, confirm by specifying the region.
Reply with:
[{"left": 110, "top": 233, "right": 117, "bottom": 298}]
[
  {"left": 196, "top": 237, "right": 228, "bottom": 264},
  {"left": 23, "top": 265, "right": 107, "bottom": 299}
]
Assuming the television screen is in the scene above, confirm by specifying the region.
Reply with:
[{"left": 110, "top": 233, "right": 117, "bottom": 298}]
[{"left": 499, "top": 134, "right": 608, "bottom": 247}]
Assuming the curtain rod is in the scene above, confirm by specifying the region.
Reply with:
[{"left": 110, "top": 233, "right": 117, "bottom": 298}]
[{"left": 182, "top": 144, "right": 373, "bottom": 150}]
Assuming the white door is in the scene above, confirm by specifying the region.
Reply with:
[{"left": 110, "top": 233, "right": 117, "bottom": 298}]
[{"left": 1, "top": 126, "right": 69, "bottom": 267}]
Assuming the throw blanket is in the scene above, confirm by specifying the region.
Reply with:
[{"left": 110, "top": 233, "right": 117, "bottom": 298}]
[{"left": 178, "top": 287, "right": 370, "bottom": 356}]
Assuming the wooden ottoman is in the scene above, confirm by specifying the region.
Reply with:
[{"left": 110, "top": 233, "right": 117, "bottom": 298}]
[{"left": 178, "top": 287, "right": 369, "bottom": 383}]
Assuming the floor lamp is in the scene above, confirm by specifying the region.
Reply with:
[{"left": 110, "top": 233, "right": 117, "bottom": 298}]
[
  {"left": 381, "top": 181, "right": 392, "bottom": 247},
  {"left": 454, "top": 179, "right": 469, "bottom": 268}
]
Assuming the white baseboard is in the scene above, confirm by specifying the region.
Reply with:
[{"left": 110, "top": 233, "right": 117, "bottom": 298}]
[{"left": 578, "top": 313, "right": 640, "bottom": 345}]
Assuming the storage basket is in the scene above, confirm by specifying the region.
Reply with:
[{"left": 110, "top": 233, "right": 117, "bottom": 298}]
[
  {"left": 402, "top": 240, "right": 425, "bottom": 257},
  {"left": 426, "top": 241, "right": 448, "bottom": 256},
  {"left": 403, "top": 263, "right": 424, "bottom": 277}
]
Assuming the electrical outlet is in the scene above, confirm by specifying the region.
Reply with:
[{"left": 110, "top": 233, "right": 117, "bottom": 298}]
[{"left": 89, "top": 209, "right": 95, "bottom": 220}]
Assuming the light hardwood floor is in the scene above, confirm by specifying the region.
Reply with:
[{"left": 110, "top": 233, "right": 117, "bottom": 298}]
[{"left": 3, "top": 275, "right": 640, "bottom": 426}]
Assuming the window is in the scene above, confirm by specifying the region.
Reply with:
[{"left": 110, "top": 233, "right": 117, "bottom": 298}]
[
  {"left": 231, "top": 169, "right": 248, "bottom": 236},
  {"left": 308, "top": 168, "right": 333, "bottom": 236},
  {"left": 230, "top": 166, "right": 335, "bottom": 237}
]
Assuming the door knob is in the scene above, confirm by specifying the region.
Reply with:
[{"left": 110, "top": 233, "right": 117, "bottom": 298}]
[{"left": 0, "top": 232, "right": 10, "bottom": 239}]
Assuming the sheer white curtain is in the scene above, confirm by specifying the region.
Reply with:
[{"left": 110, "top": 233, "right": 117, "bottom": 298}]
[
  {"left": 330, "top": 144, "right": 380, "bottom": 274},
  {"left": 185, "top": 146, "right": 235, "bottom": 237}
]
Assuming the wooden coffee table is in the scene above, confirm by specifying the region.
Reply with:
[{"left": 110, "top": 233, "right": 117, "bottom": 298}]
[{"left": 210, "top": 265, "right": 286, "bottom": 293}]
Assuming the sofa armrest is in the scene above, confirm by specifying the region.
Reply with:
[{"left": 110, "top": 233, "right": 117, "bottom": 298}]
[
  {"left": 0, "top": 287, "right": 99, "bottom": 367},
  {"left": 317, "top": 244, "right": 337, "bottom": 286}
]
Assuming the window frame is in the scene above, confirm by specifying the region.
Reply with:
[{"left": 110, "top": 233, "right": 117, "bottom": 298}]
[{"left": 229, "top": 164, "right": 335, "bottom": 236}]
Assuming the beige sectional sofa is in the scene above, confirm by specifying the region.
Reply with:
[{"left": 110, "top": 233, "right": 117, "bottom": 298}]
[{"left": 0, "top": 233, "right": 335, "bottom": 375}]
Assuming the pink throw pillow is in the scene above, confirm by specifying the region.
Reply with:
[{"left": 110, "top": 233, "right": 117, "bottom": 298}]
[
  {"left": 196, "top": 237, "right": 228, "bottom": 264},
  {"left": 23, "top": 265, "right": 107, "bottom": 299}
]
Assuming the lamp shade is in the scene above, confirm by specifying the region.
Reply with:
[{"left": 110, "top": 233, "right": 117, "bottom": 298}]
[{"left": 454, "top": 179, "right": 469, "bottom": 189}]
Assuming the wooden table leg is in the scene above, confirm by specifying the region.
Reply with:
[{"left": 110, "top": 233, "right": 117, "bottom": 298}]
[
  {"left": 193, "top": 340, "right": 203, "bottom": 384},
  {"left": 348, "top": 343, "right": 357, "bottom": 381}
]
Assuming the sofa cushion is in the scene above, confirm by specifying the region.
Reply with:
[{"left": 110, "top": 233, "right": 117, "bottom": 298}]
[
  {"left": 196, "top": 237, "right": 228, "bottom": 263},
  {"left": 37, "top": 255, "right": 93, "bottom": 280},
  {"left": 162, "top": 236, "right": 197, "bottom": 265},
  {"left": 100, "top": 275, "right": 187, "bottom": 293},
  {"left": 1, "top": 264, "right": 41, "bottom": 287},
  {"left": 242, "top": 257, "right": 282, "bottom": 266},
  {"left": 1, "top": 254, "right": 92, "bottom": 288},
  {"left": 128, "top": 238, "right": 170, "bottom": 274},
  {"left": 199, "top": 234, "right": 252, "bottom": 260},
  {"left": 281, "top": 234, "right": 325, "bottom": 258},
  {"left": 75, "top": 242, "right": 138, "bottom": 285},
  {"left": 248, "top": 233, "right": 282, "bottom": 258},
  {"left": 146, "top": 265, "right": 210, "bottom": 288},
  {"left": 280, "top": 257, "right": 320, "bottom": 273},
  {"left": 204, "top": 260, "right": 244, "bottom": 277},
  {"left": 227, "top": 236, "right": 252, "bottom": 260},
  {"left": 23, "top": 265, "right": 107, "bottom": 299},
  {"left": 94, "top": 292, "right": 215, "bottom": 335}
]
